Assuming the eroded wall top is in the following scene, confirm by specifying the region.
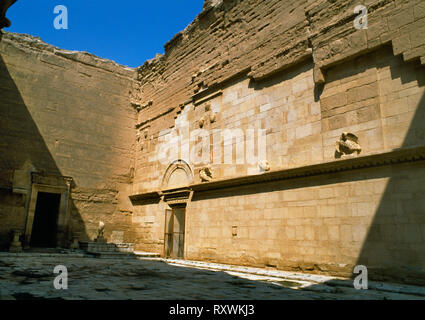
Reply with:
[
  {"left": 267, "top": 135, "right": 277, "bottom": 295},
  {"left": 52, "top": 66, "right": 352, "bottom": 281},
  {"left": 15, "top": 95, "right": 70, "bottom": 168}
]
[{"left": 131, "top": 0, "right": 425, "bottom": 194}]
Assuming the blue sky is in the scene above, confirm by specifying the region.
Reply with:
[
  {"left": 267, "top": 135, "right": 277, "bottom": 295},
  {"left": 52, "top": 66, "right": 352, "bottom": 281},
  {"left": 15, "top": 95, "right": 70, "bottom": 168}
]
[{"left": 5, "top": 0, "right": 204, "bottom": 68}]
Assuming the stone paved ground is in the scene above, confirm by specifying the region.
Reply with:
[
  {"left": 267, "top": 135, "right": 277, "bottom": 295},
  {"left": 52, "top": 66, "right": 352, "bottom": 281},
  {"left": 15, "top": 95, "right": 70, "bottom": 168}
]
[{"left": 1, "top": 253, "right": 425, "bottom": 300}]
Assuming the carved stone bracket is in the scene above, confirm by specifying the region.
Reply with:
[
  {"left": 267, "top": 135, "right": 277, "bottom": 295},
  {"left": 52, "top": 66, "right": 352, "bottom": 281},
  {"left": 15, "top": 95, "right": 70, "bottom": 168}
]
[
  {"left": 131, "top": 147, "right": 425, "bottom": 206},
  {"left": 335, "top": 132, "right": 362, "bottom": 158},
  {"left": 199, "top": 166, "right": 213, "bottom": 182}
]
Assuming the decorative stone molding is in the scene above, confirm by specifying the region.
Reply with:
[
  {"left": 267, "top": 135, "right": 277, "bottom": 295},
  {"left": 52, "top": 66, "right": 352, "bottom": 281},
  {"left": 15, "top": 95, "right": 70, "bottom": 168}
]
[
  {"left": 161, "top": 159, "right": 194, "bottom": 190},
  {"left": 31, "top": 172, "right": 73, "bottom": 187},
  {"left": 130, "top": 147, "right": 425, "bottom": 204},
  {"left": 335, "top": 132, "right": 361, "bottom": 158},
  {"left": 162, "top": 188, "right": 192, "bottom": 206},
  {"left": 197, "top": 146, "right": 425, "bottom": 192},
  {"left": 129, "top": 191, "right": 162, "bottom": 205}
]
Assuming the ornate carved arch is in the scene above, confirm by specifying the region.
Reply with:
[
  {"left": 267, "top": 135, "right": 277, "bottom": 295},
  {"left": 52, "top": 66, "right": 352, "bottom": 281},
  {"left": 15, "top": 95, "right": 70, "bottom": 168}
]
[{"left": 161, "top": 159, "right": 194, "bottom": 190}]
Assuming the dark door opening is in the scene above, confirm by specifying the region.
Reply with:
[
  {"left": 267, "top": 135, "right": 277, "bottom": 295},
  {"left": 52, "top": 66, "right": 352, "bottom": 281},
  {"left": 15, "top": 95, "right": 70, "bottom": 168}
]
[
  {"left": 164, "top": 207, "right": 185, "bottom": 259},
  {"left": 30, "top": 192, "right": 61, "bottom": 248}
]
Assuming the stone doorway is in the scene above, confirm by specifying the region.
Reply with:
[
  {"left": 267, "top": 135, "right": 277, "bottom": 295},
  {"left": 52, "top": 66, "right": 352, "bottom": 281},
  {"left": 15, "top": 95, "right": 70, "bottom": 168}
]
[
  {"left": 164, "top": 206, "right": 186, "bottom": 259},
  {"left": 24, "top": 173, "right": 73, "bottom": 248},
  {"left": 29, "top": 192, "right": 61, "bottom": 248}
]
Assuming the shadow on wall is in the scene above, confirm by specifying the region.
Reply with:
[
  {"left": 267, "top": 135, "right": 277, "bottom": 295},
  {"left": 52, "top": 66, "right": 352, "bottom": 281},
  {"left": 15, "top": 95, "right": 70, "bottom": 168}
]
[
  {"left": 354, "top": 61, "right": 425, "bottom": 285},
  {"left": 190, "top": 51, "right": 425, "bottom": 286},
  {"left": 0, "top": 33, "right": 88, "bottom": 250}
]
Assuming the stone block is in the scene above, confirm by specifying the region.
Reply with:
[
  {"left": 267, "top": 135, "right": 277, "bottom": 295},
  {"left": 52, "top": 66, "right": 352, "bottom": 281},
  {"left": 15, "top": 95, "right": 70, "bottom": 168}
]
[
  {"left": 392, "top": 36, "right": 411, "bottom": 56},
  {"left": 388, "top": 8, "right": 415, "bottom": 30}
]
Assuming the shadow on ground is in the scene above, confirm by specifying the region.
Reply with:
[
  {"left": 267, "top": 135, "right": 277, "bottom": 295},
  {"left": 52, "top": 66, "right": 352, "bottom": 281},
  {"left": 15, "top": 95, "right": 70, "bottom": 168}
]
[{"left": 2, "top": 255, "right": 423, "bottom": 300}]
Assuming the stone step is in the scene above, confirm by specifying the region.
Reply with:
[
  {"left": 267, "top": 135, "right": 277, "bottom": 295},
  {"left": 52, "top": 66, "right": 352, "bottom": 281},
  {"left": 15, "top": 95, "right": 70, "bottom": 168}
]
[
  {"left": 0, "top": 251, "right": 88, "bottom": 258},
  {"left": 88, "top": 252, "right": 137, "bottom": 259},
  {"left": 133, "top": 251, "right": 161, "bottom": 258}
]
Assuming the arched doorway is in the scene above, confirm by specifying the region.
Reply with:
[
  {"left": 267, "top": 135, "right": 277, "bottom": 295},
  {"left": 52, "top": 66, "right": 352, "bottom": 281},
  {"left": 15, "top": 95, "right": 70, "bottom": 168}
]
[{"left": 162, "top": 160, "right": 193, "bottom": 259}]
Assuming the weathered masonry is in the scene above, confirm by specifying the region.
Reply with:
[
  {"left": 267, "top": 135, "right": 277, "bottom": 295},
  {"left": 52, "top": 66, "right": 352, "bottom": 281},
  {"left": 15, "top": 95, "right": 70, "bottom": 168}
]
[{"left": 1, "top": 0, "right": 425, "bottom": 285}]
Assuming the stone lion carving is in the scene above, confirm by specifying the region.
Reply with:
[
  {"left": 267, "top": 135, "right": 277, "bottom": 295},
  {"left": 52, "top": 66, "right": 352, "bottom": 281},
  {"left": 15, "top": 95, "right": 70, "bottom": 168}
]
[
  {"left": 335, "top": 132, "right": 361, "bottom": 158},
  {"left": 258, "top": 160, "right": 270, "bottom": 172},
  {"left": 199, "top": 167, "right": 213, "bottom": 182}
]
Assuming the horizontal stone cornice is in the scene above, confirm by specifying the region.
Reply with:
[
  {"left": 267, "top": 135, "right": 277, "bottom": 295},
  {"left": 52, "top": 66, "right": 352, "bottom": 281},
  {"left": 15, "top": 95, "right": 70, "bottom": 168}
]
[{"left": 130, "top": 146, "right": 425, "bottom": 201}]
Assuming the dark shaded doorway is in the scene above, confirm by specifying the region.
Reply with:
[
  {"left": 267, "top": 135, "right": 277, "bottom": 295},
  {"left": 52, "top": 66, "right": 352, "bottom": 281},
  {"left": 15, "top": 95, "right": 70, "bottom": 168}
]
[
  {"left": 30, "top": 192, "right": 61, "bottom": 248},
  {"left": 164, "top": 207, "right": 185, "bottom": 259}
]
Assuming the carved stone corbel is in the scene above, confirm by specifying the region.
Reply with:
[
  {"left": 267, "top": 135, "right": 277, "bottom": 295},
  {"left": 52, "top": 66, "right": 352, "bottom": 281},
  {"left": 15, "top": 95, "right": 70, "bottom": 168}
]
[
  {"left": 199, "top": 166, "right": 213, "bottom": 182},
  {"left": 335, "top": 132, "right": 361, "bottom": 158}
]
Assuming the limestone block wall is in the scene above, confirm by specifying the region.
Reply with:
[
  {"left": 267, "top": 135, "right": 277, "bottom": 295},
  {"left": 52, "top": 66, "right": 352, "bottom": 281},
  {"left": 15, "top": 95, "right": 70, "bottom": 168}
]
[
  {"left": 131, "top": 61, "right": 322, "bottom": 252},
  {"left": 186, "top": 160, "right": 425, "bottom": 283},
  {"left": 130, "top": 0, "right": 425, "bottom": 283},
  {"left": 0, "top": 33, "right": 137, "bottom": 247},
  {"left": 321, "top": 45, "right": 425, "bottom": 160},
  {"left": 131, "top": 0, "right": 425, "bottom": 193},
  {"left": 131, "top": 0, "right": 312, "bottom": 193}
]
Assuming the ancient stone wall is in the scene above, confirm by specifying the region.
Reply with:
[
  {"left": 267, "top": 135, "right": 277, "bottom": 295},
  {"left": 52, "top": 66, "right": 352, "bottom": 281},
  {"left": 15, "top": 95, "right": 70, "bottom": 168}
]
[
  {"left": 0, "top": 32, "right": 137, "bottom": 248},
  {"left": 1, "top": 0, "right": 424, "bottom": 283},
  {"left": 131, "top": 0, "right": 425, "bottom": 283},
  {"left": 187, "top": 160, "right": 425, "bottom": 283},
  {"left": 131, "top": 0, "right": 425, "bottom": 193}
]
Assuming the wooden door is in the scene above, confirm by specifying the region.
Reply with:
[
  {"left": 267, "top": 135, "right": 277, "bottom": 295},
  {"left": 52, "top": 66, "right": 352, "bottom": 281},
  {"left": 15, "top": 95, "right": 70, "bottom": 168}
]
[{"left": 164, "top": 207, "right": 185, "bottom": 258}]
